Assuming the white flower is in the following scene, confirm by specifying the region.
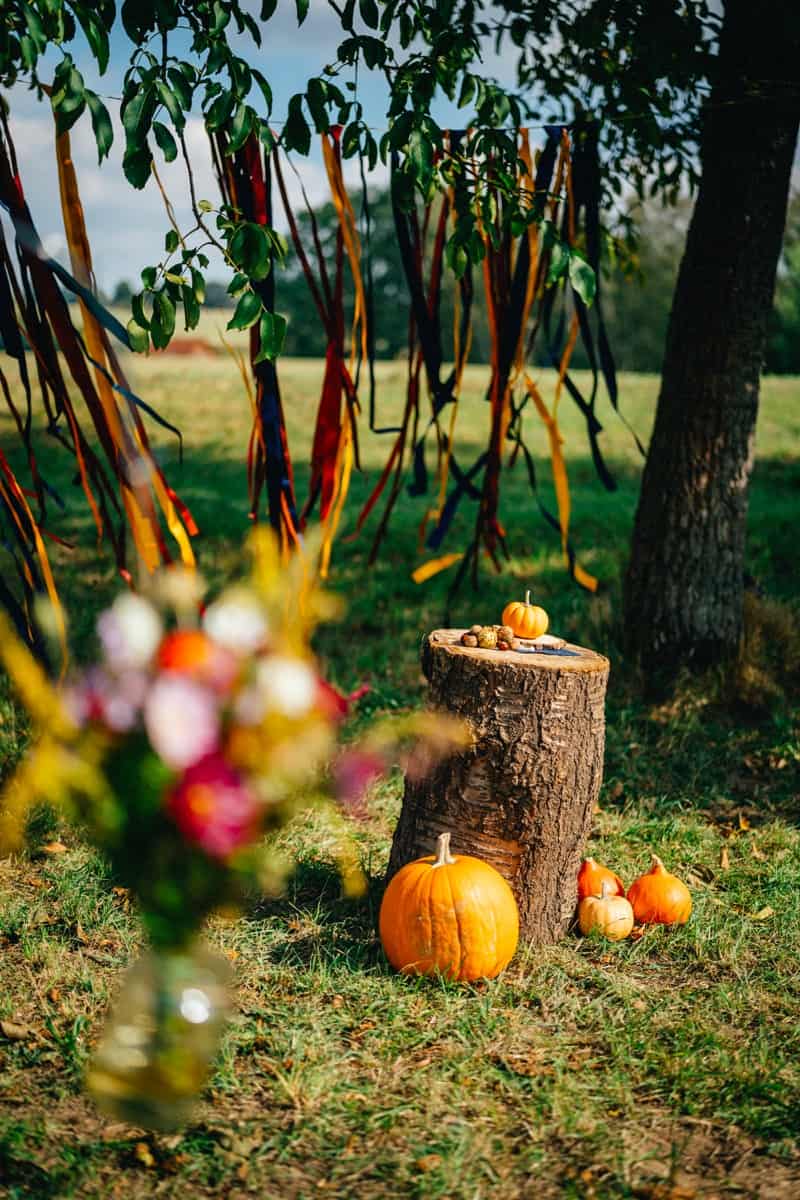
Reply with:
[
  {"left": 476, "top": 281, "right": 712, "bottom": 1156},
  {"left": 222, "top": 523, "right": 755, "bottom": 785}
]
[
  {"left": 203, "top": 589, "right": 269, "bottom": 655},
  {"left": 144, "top": 675, "right": 220, "bottom": 769},
  {"left": 255, "top": 656, "right": 317, "bottom": 718},
  {"left": 97, "top": 593, "right": 162, "bottom": 671}
]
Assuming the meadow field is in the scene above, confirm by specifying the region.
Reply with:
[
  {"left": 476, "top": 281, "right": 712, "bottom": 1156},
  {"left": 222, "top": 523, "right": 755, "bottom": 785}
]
[{"left": 0, "top": 347, "right": 799, "bottom": 1198}]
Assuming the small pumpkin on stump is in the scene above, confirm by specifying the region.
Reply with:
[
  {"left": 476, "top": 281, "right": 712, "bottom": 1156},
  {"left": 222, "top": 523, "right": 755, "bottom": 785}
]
[
  {"left": 379, "top": 832, "right": 519, "bottom": 981},
  {"left": 501, "top": 590, "right": 549, "bottom": 639},
  {"left": 627, "top": 855, "right": 692, "bottom": 925}
]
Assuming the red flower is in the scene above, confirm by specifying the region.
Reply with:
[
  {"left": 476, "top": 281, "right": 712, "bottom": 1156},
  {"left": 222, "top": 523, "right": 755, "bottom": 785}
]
[{"left": 167, "top": 754, "right": 260, "bottom": 859}]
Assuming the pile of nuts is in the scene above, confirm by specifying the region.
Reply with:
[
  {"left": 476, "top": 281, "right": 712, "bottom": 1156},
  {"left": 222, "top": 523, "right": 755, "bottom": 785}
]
[{"left": 460, "top": 624, "right": 515, "bottom": 651}]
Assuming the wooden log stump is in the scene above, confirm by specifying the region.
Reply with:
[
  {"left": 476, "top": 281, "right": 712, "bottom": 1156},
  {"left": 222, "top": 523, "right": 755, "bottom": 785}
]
[{"left": 387, "top": 629, "right": 610, "bottom": 944}]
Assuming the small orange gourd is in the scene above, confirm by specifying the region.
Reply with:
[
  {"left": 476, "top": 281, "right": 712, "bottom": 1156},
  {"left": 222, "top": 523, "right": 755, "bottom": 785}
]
[
  {"left": 501, "top": 590, "right": 549, "bottom": 639},
  {"left": 627, "top": 854, "right": 692, "bottom": 925},
  {"left": 578, "top": 880, "right": 634, "bottom": 941},
  {"left": 379, "top": 832, "right": 519, "bottom": 982},
  {"left": 577, "top": 856, "right": 625, "bottom": 900}
]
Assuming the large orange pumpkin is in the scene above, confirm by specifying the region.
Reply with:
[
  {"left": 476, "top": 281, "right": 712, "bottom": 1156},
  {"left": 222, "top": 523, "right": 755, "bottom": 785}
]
[
  {"left": 501, "top": 590, "right": 549, "bottom": 639},
  {"left": 379, "top": 832, "right": 519, "bottom": 981}
]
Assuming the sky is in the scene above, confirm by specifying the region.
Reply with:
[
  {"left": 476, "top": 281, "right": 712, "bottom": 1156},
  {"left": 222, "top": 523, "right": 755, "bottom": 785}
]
[{"left": 2, "top": 1, "right": 517, "bottom": 292}]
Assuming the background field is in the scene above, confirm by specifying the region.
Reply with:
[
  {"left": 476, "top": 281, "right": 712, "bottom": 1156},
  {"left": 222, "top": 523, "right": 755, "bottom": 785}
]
[{"left": 1, "top": 353, "right": 799, "bottom": 1198}]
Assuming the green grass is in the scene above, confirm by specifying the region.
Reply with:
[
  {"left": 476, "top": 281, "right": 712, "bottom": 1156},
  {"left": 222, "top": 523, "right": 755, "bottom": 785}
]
[{"left": 1, "top": 357, "right": 799, "bottom": 1198}]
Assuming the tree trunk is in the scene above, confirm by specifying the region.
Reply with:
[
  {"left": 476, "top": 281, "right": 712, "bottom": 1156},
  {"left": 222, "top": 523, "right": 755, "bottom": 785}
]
[
  {"left": 387, "top": 630, "right": 610, "bottom": 944},
  {"left": 624, "top": 0, "right": 800, "bottom": 672}
]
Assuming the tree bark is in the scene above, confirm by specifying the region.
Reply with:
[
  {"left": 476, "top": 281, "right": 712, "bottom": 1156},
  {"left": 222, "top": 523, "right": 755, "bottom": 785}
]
[
  {"left": 387, "top": 631, "right": 610, "bottom": 944},
  {"left": 624, "top": 0, "right": 800, "bottom": 672}
]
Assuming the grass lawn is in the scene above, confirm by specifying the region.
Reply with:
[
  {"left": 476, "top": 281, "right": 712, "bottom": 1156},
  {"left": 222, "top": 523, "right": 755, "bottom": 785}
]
[{"left": 1, "top": 351, "right": 799, "bottom": 1198}]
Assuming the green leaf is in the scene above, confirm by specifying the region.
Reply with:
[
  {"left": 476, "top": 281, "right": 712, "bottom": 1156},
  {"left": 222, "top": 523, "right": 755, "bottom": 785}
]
[
  {"left": 547, "top": 239, "right": 570, "bottom": 285},
  {"left": 140, "top": 266, "right": 157, "bottom": 290},
  {"left": 126, "top": 318, "right": 149, "bottom": 353},
  {"left": 283, "top": 95, "right": 310, "bottom": 156},
  {"left": 150, "top": 290, "right": 176, "bottom": 350},
  {"left": 230, "top": 58, "right": 252, "bottom": 100},
  {"left": 123, "top": 143, "right": 153, "bottom": 189},
  {"left": 296, "top": 0, "right": 310, "bottom": 25},
  {"left": 359, "top": 0, "right": 379, "bottom": 28},
  {"left": 227, "top": 272, "right": 249, "bottom": 296},
  {"left": 212, "top": 0, "right": 229, "bottom": 34},
  {"left": 226, "top": 103, "right": 255, "bottom": 153},
  {"left": 164, "top": 272, "right": 187, "bottom": 286},
  {"left": 568, "top": 254, "right": 597, "bottom": 306},
  {"left": 341, "top": 121, "right": 360, "bottom": 159},
  {"left": 227, "top": 290, "right": 263, "bottom": 331},
  {"left": 446, "top": 238, "right": 468, "bottom": 280},
  {"left": 155, "top": 80, "right": 185, "bottom": 131},
  {"left": 74, "top": 10, "right": 110, "bottom": 75},
  {"left": 191, "top": 268, "right": 206, "bottom": 304},
  {"left": 167, "top": 68, "right": 192, "bottom": 111},
  {"left": 85, "top": 91, "right": 113, "bottom": 163},
  {"left": 251, "top": 67, "right": 273, "bottom": 114},
  {"left": 20, "top": 36, "right": 37, "bottom": 71},
  {"left": 131, "top": 292, "right": 150, "bottom": 329},
  {"left": 182, "top": 286, "right": 200, "bottom": 331},
  {"left": 205, "top": 88, "right": 236, "bottom": 132},
  {"left": 229, "top": 222, "right": 271, "bottom": 280},
  {"left": 165, "top": 229, "right": 180, "bottom": 254},
  {"left": 122, "top": 84, "right": 153, "bottom": 138},
  {"left": 254, "top": 311, "right": 287, "bottom": 362},
  {"left": 23, "top": 5, "right": 47, "bottom": 53},
  {"left": 198, "top": 199, "right": 214, "bottom": 214},
  {"left": 153, "top": 120, "right": 178, "bottom": 162},
  {"left": 260, "top": 0, "right": 278, "bottom": 17},
  {"left": 306, "top": 78, "right": 328, "bottom": 133}
]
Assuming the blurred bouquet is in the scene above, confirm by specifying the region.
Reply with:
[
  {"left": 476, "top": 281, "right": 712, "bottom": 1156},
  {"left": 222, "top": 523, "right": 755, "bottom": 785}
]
[
  {"left": 1, "top": 531, "right": 465, "bottom": 942},
  {"left": 0, "top": 531, "right": 466, "bottom": 1128}
]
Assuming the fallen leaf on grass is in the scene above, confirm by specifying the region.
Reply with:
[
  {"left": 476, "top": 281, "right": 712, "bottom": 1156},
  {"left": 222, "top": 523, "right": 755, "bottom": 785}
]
[
  {"left": 42, "top": 842, "right": 67, "bottom": 855},
  {"left": 134, "top": 1142, "right": 156, "bottom": 1169},
  {"left": 75, "top": 923, "right": 89, "bottom": 945},
  {"left": 0, "top": 1019, "right": 34, "bottom": 1041},
  {"left": 102, "top": 1123, "right": 139, "bottom": 1143},
  {"left": 415, "top": 1155, "right": 443, "bottom": 1173},
  {"left": 720, "top": 846, "right": 730, "bottom": 870},
  {"left": 751, "top": 906, "right": 775, "bottom": 921},
  {"left": 750, "top": 842, "right": 767, "bottom": 861}
]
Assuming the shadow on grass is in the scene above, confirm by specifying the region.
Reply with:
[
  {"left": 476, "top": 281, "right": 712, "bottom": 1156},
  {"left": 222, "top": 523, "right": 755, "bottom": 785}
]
[{"left": 247, "top": 859, "right": 386, "bottom": 972}]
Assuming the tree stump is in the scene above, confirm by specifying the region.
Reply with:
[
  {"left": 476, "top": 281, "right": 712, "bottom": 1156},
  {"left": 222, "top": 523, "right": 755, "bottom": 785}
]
[{"left": 387, "top": 630, "right": 610, "bottom": 944}]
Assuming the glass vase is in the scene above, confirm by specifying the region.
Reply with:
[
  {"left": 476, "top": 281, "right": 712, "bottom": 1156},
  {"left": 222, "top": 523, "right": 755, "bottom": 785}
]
[{"left": 86, "top": 941, "right": 232, "bottom": 1131}]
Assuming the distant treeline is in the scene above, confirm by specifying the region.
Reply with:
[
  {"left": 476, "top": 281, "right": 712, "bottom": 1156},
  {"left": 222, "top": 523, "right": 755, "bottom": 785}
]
[{"left": 109, "top": 190, "right": 800, "bottom": 374}]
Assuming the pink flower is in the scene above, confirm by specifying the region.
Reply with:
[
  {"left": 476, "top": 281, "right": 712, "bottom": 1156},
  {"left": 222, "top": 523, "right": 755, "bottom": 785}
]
[
  {"left": 97, "top": 594, "right": 162, "bottom": 671},
  {"left": 144, "top": 675, "right": 220, "bottom": 769},
  {"left": 167, "top": 754, "right": 260, "bottom": 859},
  {"left": 333, "top": 749, "right": 385, "bottom": 820},
  {"left": 63, "top": 668, "right": 145, "bottom": 733}
]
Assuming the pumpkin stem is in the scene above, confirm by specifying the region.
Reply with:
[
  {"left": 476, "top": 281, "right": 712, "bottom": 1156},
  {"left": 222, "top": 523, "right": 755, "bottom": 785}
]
[
  {"left": 651, "top": 854, "right": 665, "bottom": 872},
  {"left": 525, "top": 589, "right": 531, "bottom": 605},
  {"left": 599, "top": 879, "right": 611, "bottom": 899},
  {"left": 433, "top": 832, "right": 456, "bottom": 867}
]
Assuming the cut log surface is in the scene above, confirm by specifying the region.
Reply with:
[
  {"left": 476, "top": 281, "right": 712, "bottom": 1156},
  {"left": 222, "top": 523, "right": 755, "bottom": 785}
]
[{"left": 387, "top": 629, "right": 610, "bottom": 944}]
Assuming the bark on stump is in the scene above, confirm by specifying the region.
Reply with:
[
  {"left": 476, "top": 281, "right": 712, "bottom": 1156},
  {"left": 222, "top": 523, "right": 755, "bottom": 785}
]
[{"left": 387, "top": 630, "right": 610, "bottom": 944}]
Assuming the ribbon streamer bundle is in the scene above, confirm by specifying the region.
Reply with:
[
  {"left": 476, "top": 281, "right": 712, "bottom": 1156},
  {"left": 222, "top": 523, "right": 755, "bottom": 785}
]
[
  {"left": 0, "top": 109, "right": 624, "bottom": 662},
  {"left": 0, "top": 106, "right": 197, "bottom": 666}
]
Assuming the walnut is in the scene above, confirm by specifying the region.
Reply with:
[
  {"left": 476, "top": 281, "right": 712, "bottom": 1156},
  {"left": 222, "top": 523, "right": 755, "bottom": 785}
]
[
  {"left": 477, "top": 627, "right": 498, "bottom": 650},
  {"left": 460, "top": 632, "right": 479, "bottom": 647}
]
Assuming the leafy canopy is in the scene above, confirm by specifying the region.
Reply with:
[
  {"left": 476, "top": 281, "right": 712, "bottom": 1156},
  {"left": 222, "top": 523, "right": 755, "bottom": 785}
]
[{"left": 0, "top": 1, "right": 720, "bottom": 350}]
